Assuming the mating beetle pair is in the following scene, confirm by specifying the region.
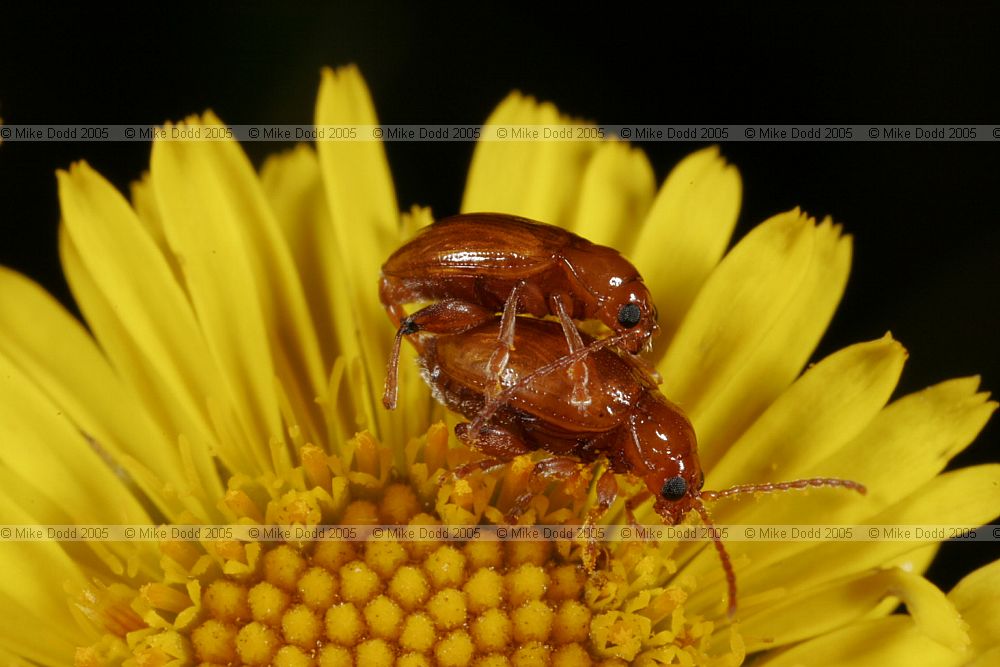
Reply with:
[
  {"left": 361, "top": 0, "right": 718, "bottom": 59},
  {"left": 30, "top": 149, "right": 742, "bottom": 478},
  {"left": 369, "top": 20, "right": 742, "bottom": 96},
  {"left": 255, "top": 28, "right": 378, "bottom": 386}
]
[{"left": 379, "top": 212, "right": 864, "bottom": 616}]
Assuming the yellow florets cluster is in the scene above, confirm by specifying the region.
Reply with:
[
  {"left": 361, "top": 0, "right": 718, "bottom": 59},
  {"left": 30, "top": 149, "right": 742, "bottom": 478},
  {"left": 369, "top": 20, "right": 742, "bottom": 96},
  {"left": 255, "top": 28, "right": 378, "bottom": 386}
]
[
  {"left": 183, "top": 489, "right": 604, "bottom": 666},
  {"left": 76, "top": 430, "right": 736, "bottom": 666}
]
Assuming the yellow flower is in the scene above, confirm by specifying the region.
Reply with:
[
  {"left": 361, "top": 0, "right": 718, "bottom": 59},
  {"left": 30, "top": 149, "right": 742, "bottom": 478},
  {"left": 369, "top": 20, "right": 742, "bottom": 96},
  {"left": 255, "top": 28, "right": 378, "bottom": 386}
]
[{"left": 0, "top": 64, "right": 997, "bottom": 667}]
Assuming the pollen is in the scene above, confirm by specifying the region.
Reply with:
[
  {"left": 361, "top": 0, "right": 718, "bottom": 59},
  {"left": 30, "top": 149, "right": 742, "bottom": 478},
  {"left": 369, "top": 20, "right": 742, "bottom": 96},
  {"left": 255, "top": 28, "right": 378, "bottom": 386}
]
[
  {"left": 471, "top": 608, "right": 513, "bottom": 651},
  {"left": 264, "top": 544, "right": 307, "bottom": 591},
  {"left": 380, "top": 482, "right": 422, "bottom": 523},
  {"left": 202, "top": 580, "right": 251, "bottom": 622},
  {"left": 191, "top": 619, "right": 237, "bottom": 663},
  {"left": 281, "top": 603, "right": 323, "bottom": 648},
  {"left": 389, "top": 564, "right": 432, "bottom": 610},
  {"left": 424, "top": 545, "right": 467, "bottom": 588},
  {"left": 324, "top": 603, "right": 365, "bottom": 645},
  {"left": 364, "top": 594, "right": 405, "bottom": 639},
  {"left": 506, "top": 563, "right": 549, "bottom": 606},
  {"left": 366, "top": 539, "right": 409, "bottom": 578},
  {"left": 426, "top": 588, "right": 468, "bottom": 629},
  {"left": 399, "top": 612, "right": 437, "bottom": 652},
  {"left": 339, "top": 559, "right": 382, "bottom": 603},
  {"left": 297, "top": 565, "right": 338, "bottom": 610},
  {"left": 317, "top": 644, "right": 353, "bottom": 666},
  {"left": 435, "top": 629, "right": 475, "bottom": 667},
  {"left": 248, "top": 581, "right": 291, "bottom": 625},
  {"left": 357, "top": 637, "right": 395, "bottom": 665},
  {"left": 464, "top": 567, "right": 505, "bottom": 611},
  {"left": 235, "top": 621, "right": 281, "bottom": 665},
  {"left": 512, "top": 600, "right": 555, "bottom": 643},
  {"left": 274, "top": 644, "right": 315, "bottom": 667}
]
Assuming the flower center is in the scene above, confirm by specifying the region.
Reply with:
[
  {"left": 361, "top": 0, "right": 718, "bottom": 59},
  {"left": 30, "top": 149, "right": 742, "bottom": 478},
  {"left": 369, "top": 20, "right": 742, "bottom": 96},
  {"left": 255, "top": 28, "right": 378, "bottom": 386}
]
[{"left": 72, "top": 428, "right": 737, "bottom": 665}]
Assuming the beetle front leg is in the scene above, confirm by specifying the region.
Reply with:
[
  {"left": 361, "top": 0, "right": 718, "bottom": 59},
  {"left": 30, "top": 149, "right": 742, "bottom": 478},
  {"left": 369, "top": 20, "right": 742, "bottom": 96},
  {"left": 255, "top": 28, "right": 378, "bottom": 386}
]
[
  {"left": 551, "top": 294, "right": 592, "bottom": 408},
  {"left": 382, "top": 299, "right": 496, "bottom": 409},
  {"left": 507, "top": 456, "right": 588, "bottom": 522},
  {"left": 485, "top": 280, "right": 546, "bottom": 397},
  {"left": 583, "top": 469, "right": 619, "bottom": 570},
  {"left": 453, "top": 419, "right": 532, "bottom": 467}
]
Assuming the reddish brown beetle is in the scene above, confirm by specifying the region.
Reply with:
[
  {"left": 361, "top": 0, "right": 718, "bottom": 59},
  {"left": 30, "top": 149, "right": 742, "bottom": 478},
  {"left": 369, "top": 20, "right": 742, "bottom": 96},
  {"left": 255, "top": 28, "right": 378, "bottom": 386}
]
[
  {"left": 379, "top": 213, "right": 659, "bottom": 409},
  {"left": 411, "top": 317, "right": 866, "bottom": 617}
]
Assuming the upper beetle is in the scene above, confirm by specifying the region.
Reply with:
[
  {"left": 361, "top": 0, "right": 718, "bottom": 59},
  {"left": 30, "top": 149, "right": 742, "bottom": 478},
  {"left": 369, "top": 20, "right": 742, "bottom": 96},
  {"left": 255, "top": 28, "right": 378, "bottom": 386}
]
[{"left": 379, "top": 212, "right": 659, "bottom": 408}]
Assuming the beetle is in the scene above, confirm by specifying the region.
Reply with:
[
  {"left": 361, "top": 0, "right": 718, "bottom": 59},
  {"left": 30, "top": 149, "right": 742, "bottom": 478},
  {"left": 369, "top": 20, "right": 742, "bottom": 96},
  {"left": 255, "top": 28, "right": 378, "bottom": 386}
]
[
  {"left": 411, "top": 316, "right": 866, "bottom": 617},
  {"left": 379, "top": 212, "right": 659, "bottom": 409}
]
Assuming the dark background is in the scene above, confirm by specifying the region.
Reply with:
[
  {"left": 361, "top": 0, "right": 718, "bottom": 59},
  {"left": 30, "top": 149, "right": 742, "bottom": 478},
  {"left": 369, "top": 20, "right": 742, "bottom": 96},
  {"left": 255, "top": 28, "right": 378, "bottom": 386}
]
[{"left": 1, "top": 6, "right": 997, "bottom": 589}]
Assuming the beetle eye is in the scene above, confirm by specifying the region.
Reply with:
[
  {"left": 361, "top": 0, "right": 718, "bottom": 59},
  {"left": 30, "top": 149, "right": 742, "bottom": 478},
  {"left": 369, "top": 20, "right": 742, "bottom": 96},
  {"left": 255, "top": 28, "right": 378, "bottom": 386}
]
[
  {"left": 617, "top": 303, "right": 642, "bottom": 328},
  {"left": 661, "top": 476, "right": 687, "bottom": 501}
]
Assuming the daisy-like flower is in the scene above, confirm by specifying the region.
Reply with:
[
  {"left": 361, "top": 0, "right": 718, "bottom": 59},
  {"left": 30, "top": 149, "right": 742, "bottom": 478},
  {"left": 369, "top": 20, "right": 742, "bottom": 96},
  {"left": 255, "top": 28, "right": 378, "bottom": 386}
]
[{"left": 0, "top": 65, "right": 998, "bottom": 666}]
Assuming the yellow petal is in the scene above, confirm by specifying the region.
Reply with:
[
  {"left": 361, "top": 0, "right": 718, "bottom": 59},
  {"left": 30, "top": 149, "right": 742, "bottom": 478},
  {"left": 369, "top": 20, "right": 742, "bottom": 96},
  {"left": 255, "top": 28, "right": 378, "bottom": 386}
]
[
  {"left": 884, "top": 542, "right": 940, "bottom": 578},
  {"left": 315, "top": 65, "right": 402, "bottom": 442},
  {"left": 151, "top": 116, "right": 296, "bottom": 473},
  {"left": 0, "top": 644, "right": 55, "bottom": 667},
  {"left": 461, "top": 92, "right": 597, "bottom": 226},
  {"left": 684, "top": 383, "right": 995, "bottom": 611},
  {"left": 968, "top": 647, "right": 1000, "bottom": 667},
  {"left": 58, "top": 169, "right": 226, "bottom": 489},
  {"left": 0, "top": 494, "right": 86, "bottom": 648},
  {"left": 631, "top": 147, "right": 742, "bottom": 344},
  {"left": 259, "top": 145, "right": 339, "bottom": 370},
  {"left": 812, "top": 377, "right": 996, "bottom": 514},
  {"left": 569, "top": 141, "right": 656, "bottom": 250},
  {"left": 738, "top": 568, "right": 967, "bottom": 653},
  {"left": 675, "top": 337, "right": 904, "bottom": 599},
  {"left": 0, "top": 268, "right": 182, "bottom": 494},
  {"left": 0, "top": 590, "right": 80, "bottom": 666},
  {"left": 0, "top": 353, "right": 151, "bottom": 525},
  {"left": 949, "top": 559, "right": 1000, "bottom": 652},
  {"left": 736, "top": 465, "right": 1000, "bottom": 601},
  {"left": 661, "top": 210, "right": 851, "bottom": 466},
  {"left": 719, "top": 376, "right": 995, "bottom": 532},
  {"left": 753, "top": 616, "right": 961, "bottom": 667},
  {"left": 707, "top": 335, "right": 906, "bottom": 491},
  {"left": 161, "top": 113, "right": 326, "bottom": 451},
  {"left": 0, "top": 495, "right": 87, "bottom": 662}
]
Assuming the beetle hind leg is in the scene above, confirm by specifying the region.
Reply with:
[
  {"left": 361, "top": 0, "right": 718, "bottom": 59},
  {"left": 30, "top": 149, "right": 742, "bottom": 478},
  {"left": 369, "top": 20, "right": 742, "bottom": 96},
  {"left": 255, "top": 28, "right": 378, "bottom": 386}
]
[
  {"left": 551, "top": 294, "right": 592, "bottom": 409},
  {"left": 381, "top": 299, "right": 495, "bottom": 409},
  {"left": 582, "top": 468, "right": 620, "bottom": 570},
  {"left": 448, "top": 419, "right": 533, "bottom": 484},
  {"left": 484, "top": 281, "right": 531, "bottom": 397}
]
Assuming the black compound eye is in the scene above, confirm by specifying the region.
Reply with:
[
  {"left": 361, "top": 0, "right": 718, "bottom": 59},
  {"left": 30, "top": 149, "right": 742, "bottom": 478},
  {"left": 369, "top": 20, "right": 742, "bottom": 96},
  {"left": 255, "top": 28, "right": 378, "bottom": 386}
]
[
  {"left": 617, "top": 303, "right": 642, "bottom": 328},
  {"left": 661, "top": 476, "right": 688, "bottom": 501}
]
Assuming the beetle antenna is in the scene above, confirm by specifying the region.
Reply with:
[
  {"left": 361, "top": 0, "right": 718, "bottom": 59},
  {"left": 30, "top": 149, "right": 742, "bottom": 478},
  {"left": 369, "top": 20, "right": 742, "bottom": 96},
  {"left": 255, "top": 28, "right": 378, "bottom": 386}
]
[
  {"left": 692, "top": 496, "right": 737, "bottom": 619},
  {"left": 467, "top": 331, "right": 633, "bottom": 436},
  {"left": 700, "top": 477, "right": 867, "bottom": 502},
  {"left": 381, "top": 326, "right": 408, "bottom": 410}
]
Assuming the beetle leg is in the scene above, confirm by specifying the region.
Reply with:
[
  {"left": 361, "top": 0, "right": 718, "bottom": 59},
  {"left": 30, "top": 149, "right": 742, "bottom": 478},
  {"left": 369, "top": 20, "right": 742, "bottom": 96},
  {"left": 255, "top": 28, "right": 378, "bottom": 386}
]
[
  {"left": 507, "top": 456, "right": 587, "bottom": 521},
  {"left": 484, "top": 281, "right": 528, "bottom": 397},
  {"left": 382, "top": 299, "right": 495, "bottom": 409},
  {"left": 550, "top": 294, "right": 592, "bottom": 409},
  {"left": 454, "top": 420, "right": 532, "bottom": 460},
  {"left": 583, "top": 469, "right": 619, "bottom": 570},
  {"left": 450, "top": 457, "right": 510, "bottom": 480},
  {"left": 624, "top": 490, "right": 653, "bottom": 532}
]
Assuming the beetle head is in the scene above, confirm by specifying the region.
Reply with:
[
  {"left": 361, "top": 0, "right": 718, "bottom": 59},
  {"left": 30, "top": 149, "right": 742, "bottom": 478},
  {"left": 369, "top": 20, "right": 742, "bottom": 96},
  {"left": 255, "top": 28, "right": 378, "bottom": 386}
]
[
  {"left": 626, "top": 393, "right": 703, "bottom": 525},
  {"left": 560, "top": 243, "right": 658, "bottom": 353},
  {"left": 603, "top": 279, "right": 658, "bottom": 354}
]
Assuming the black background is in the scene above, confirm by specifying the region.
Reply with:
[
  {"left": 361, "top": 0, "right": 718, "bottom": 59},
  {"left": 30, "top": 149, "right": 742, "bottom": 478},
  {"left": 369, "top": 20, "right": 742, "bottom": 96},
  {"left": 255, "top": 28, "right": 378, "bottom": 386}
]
[{"left": 1, "top": 6, "right": 997, "bottom": 590}]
